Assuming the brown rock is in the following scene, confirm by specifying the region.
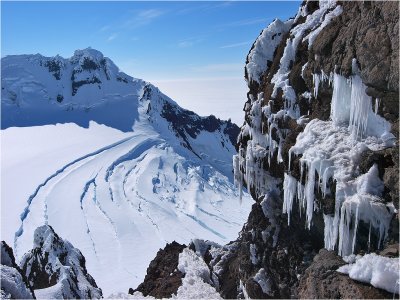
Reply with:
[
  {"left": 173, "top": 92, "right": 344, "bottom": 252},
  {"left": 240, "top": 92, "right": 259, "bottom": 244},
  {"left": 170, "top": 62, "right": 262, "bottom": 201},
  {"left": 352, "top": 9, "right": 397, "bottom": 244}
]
[
  {"left": 298, "top": 249, "right": 394, "bottom": 299},
  {"left": 131, "top": 241, "right": 186, "bottom": 298}
]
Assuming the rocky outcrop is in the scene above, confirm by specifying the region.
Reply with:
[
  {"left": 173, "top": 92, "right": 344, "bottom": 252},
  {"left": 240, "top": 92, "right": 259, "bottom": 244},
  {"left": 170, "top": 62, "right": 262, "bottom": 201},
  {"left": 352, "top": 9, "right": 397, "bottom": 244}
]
[
  {"left": 130, "top": 241, "right": 186, "bottom": 298},
  {"left": 20, "top": 225, "right": 102, "bottom": 299},
  {"left": 1, "top": 241, "right": 35, "bottom": 299},
  {"left": 298, "top": 249, "right": 393, "bottom": 299}
]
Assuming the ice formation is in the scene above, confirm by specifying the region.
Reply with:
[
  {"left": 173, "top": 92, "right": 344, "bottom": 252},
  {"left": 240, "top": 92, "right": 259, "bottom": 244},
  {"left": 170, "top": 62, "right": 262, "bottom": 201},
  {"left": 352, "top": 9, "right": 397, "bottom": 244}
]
[
  {"left": 246, "top": 19, "right": 293, "bottom": 84},
  {"left": 271, "top": 0, "right": 340, "bottom": 119},
  {"left": 236, "top": 0, "right": 395, "bottom": 262},
  {"left": 234, "top": 1, "right": 345, "bottom": 204},
  {"left": 285, "top": 70, "right": 396, "bottom": 256},
  {"left": 337, "top": 253, "right": 399, "bottom": 294},
  {"left": 253, "top": 268, "right": 273, "bottom": 296},
  {"left": 303, "top": 5, "right": 343, "bottom": 49}
]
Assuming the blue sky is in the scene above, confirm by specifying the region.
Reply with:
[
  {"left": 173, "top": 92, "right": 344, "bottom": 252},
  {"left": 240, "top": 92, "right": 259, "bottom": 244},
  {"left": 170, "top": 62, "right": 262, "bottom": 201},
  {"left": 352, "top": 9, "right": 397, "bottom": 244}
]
[{"left": 2, "top": 1, "right": 301, "bottom": 124}]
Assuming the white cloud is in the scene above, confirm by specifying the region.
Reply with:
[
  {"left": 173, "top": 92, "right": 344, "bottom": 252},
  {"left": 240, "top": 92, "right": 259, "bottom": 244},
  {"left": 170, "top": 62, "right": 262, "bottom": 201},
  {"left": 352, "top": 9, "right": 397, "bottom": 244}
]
[
  {"left": 107, "top": 33, "right": 118, "bottom": 42},
  {"left": 152, "top": 77, "right": 247, "bottom": 126},
  {"left": 177, "top": 36, "right": 204, "bottom": 48},
  {"left": 192, "top": 63, "right": 243, "bottom": 73},
  {"left": 99, "top": 25, "right": 110, "bottom": 32},
  {"left": 137, "top": 9, "right": 164, "bottom": 20},
  {"left": 178, "top": 37, "right": 203, "bottom": 48},
  {"left": 219, "top": 41, "right": 252, "bottom": 49},
  {"left": 219, "top": 17, "right": 271, "bottom": 28},
  {"left": 124, "top": 9, "right": 166, "bottom": 28}
]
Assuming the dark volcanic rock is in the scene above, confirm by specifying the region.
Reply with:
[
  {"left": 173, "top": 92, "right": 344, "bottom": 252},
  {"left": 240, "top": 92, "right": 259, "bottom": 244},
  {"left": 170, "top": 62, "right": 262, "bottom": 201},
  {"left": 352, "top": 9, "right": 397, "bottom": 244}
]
[
  {"left": 132, "top": 241, "right": 186, "bottom": 298},
  {"left": 298, "top": 249, "right": 393, "bottom": 299}
]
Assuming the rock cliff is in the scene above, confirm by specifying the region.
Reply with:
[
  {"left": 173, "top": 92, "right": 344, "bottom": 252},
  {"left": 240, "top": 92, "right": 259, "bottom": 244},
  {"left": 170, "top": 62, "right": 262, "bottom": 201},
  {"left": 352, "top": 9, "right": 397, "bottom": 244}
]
[
  {"left": 230, "top": 0, "right": 399, "bottom": 297},
  {"left": 133, "top": 1, "right": 399, "bottom": 298}
]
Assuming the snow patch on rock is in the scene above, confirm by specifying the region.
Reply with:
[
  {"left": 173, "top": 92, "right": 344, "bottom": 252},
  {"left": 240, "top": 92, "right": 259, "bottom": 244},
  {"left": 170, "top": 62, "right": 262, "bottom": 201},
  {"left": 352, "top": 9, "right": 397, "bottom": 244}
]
[
  {"left": 176, "top": 248, "right": 221, "bottom": 299},
  {"left": 337, "top": 253, "right": 399, "bottom": 294}
]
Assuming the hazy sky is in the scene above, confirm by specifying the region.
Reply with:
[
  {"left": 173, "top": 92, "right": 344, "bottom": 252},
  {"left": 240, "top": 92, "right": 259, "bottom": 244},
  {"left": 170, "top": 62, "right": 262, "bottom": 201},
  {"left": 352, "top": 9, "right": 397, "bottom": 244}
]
[{"left": 2, "top": 1, "right": 300, "bottom": 125}]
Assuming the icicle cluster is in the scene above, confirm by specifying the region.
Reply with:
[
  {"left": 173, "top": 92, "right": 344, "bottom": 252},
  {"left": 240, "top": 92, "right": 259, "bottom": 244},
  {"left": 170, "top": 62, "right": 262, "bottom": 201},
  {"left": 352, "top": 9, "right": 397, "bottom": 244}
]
[
  {"left": 235, "top": 1, "right": 344, "bottom": 205},
  {"left": 285, "top": 68, "right": 396, "bottom": 256},
  {"left": 233, "top": 93, "right": 284, "bottom": 201}
]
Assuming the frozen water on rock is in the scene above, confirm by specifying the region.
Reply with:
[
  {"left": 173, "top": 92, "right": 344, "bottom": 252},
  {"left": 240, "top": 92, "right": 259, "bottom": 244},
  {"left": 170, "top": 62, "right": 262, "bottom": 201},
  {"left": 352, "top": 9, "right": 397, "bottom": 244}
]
[
  {"left": 234, "top": 1, "right": 345, "bottom": 207},
  {"left": 286, "top": 69, "right": 395, "bottom": 256},
  {"left": 253, "top": 268, "right": 273, "bottom": 296},
  {"left": 246, "top": 19, "right": 293, "bottom": 84},
  {"left": 271, "top": 0, "right": 339, "bottom": 119},
  {"left": 283, "top": 173, "right": 297, "bottom": 226},
  {"left": 249, "top": 244, "right": 259, "bottom": 265},
  {"left": 303, "top": 5, "right": 343, "bottom": 49}
]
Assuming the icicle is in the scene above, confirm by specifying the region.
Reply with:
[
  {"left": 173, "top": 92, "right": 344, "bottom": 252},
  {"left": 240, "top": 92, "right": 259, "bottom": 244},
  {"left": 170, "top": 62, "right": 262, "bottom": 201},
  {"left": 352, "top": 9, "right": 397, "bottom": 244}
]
[
  {"left": 233, "top": 155, "right": 243, "bottom": 203},
  {"left": 374, "top": 98, "right": 380, "bottom": 115},
  {"left": 349, "top": 75, "right": 371, "bottom": 140},
  {"left": 283, "top": 173, "right": 297, "bottom": 225},
  {"left": 297, "top": 182, "right": 305, "bottom": 212},
  {"left": 323, "top": 214, "right": 335, "bottom": 250},
  {"left": 368, "top": 222, "right": 372, "bottom": 253},
  {"left": 313, "top": 73, "right": 320, "bottom": 98},
  {"left": 338, "top": 202, "right": 352, "bottom": 256},
  {"left": 304, "top": 161, "right": 316, "bottom": 229},
  {"left": 331, "top": 73, "right": 352, "bottom": 125},
  {"left": 351, "top": 203, "right": 360, "bottom": 253}
]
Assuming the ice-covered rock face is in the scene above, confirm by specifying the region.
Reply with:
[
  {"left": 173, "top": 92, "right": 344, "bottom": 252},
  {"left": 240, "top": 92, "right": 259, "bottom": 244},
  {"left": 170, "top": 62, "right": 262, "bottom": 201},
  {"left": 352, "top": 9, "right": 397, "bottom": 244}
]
[
  {"left": 20, "top": 225, "right": 102, "bottom": 299},
  {"left": 235, "top": 0, "right": 398, "bottom": 258},
  {"left": 227, "top": 0, "right": 399, "bottom": 298}
]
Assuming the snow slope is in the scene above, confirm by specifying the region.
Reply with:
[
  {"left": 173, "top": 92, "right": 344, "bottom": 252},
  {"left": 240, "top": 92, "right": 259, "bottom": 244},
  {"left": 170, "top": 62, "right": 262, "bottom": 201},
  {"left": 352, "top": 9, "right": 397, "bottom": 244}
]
[{"left": 1, "top": 48, "right": 253, "bottom": 296}]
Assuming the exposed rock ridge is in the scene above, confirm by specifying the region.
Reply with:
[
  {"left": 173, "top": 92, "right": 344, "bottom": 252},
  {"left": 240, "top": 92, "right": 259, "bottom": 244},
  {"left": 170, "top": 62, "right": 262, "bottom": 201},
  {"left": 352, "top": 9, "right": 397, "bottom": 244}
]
[
  {"left": 131, "top": 241, "right": 186, "bottom": 298},
  {"left": 20, "top": 225, "right": 102, "bottom": 299}
]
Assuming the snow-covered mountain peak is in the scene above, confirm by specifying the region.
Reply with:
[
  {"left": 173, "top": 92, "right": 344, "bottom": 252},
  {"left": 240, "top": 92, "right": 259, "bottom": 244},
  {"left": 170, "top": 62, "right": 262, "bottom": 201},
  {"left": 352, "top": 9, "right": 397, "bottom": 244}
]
[{"left": 71, "top": 47, "right": 106, "bottom": 62}]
